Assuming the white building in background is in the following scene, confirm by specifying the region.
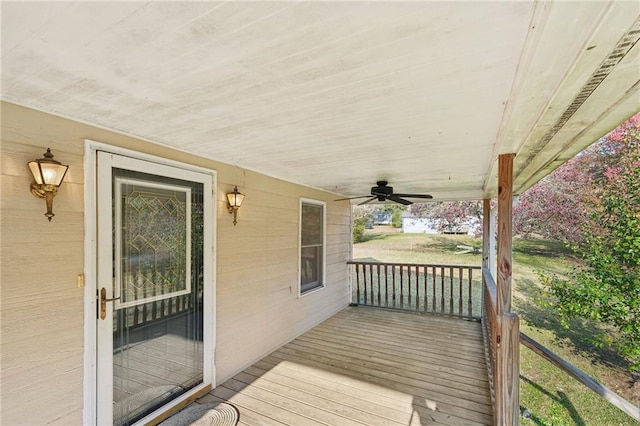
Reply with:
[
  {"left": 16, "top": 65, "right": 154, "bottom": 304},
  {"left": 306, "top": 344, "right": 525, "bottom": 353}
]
[
  {"left": 402, "top": 215, "right": 439, "bottom": 234},
  {"left": 373, "top": 211, "right": 392, "bottom": 225}
]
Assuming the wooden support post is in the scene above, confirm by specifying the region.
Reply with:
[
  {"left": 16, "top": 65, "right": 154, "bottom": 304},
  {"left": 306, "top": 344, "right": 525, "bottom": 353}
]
[
  {"left": 497, "top": 153, "right": 514, "bottom": 314},
  {"left": 490, "top": 207, "right": 497, "bottom": 277},
  {"left": 495, "top": 312, "right": 520, "bottom": 425},
  {"left": 482, "top": 199, "right": 491, "bottom": 270},
  {"left": 482, "top": 198, "right": 491, "bottom": 319},
  {"left": 496, "top": 153, "right": 518, "bottom": 426}
]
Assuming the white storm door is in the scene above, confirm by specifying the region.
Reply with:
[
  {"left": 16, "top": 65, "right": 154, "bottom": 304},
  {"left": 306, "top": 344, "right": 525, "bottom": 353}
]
[{"left": 96, "top": 152, "right": 214, "bottom": 425}]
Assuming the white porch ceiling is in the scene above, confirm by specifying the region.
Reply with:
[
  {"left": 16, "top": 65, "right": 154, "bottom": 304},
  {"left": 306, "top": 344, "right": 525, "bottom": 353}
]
[{"left": 2, "top": 1, "right": 639, "bottom": 201}]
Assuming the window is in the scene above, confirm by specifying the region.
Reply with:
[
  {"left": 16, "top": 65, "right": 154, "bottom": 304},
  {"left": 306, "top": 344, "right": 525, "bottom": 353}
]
[{"left": 300, "top": 199, "right": 326, "bottom": 295}]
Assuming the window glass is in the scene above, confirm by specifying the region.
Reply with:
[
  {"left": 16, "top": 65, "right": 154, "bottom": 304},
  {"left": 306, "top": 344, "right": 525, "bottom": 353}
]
[{"left": 300, "top": 201, "right": 325, "bottom": 294}]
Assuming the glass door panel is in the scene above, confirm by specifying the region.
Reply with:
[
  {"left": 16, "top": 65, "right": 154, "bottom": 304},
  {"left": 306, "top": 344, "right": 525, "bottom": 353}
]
[{"left": 107, "top": 166, "right": 205, "bottom": 425}]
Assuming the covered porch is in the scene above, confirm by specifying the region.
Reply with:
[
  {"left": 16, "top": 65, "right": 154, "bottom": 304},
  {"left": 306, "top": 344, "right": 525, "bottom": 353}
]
[
  {"left": 2, "top": 2, "right": 639, "bottom": 425},
  {"left": 197, "top": 306, "right": 492, "bottom": 426}
]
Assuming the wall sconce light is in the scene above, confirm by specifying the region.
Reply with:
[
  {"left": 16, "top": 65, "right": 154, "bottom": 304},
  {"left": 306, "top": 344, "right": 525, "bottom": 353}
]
[
  {"left": 226, "top": 186, "right": 245, "bottom": 226},
  {"left": 28, "top": 148, "right": 69, "bottom": 221}
]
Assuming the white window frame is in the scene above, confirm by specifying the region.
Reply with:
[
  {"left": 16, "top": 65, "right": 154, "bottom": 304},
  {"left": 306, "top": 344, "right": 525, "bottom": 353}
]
[{"left": 299, "top": 198, "right": 327, "bottom": 296}]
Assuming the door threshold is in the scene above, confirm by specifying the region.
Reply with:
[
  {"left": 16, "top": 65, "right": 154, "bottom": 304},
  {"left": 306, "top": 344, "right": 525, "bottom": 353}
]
[{"left": 136, "top": 384, "right": 212, "bottom": 426}]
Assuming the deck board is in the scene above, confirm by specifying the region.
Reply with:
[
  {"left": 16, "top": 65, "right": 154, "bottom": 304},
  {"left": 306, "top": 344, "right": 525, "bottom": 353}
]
[{"left": 196, "top": 307, "right": 493, "bottom": 425}]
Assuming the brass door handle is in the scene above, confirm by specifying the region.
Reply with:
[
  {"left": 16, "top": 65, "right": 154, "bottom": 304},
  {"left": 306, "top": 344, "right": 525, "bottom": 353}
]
[{"left": 99, "top": 287, "right": 121, "bottom": 320}]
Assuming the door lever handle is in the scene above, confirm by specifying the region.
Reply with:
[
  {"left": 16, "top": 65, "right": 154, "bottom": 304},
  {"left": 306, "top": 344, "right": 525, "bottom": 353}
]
[{"left": 99, "top": 287, "right": 121, "bottom": 320}]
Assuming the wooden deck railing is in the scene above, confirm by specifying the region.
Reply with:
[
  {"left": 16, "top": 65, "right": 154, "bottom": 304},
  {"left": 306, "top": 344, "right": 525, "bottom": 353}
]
[
  {"left": 481, "top": 266, "right": 520, "bottom": 425},
  {"left": 117, "top": 293, "right": 195, "bottom": 331},
  {"left": 114, "top": 269, "right": 201, "bottom": 331},
  {"left": 520, "top": 332, "right": 640, "bottom": 422},
  {"left": 348, "top": 260, "right": 482, "bottom": 319},
  {"left": 482, "top": 266, "right": 498, "bottom": 398}
]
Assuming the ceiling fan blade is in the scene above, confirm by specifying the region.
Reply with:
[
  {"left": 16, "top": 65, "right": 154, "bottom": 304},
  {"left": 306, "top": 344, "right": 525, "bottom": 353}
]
[
  {"left": 387, "top": 195, "right": 413, "bottom": 205},
  {"left": 393, "top": 193, "right": 433, "bottom": 199},
  {"left": 334, "top": 195, "right": 376, "bottom": 201},
  {"left": 358, "top": 196, "right": 378, "bottom": 206}
]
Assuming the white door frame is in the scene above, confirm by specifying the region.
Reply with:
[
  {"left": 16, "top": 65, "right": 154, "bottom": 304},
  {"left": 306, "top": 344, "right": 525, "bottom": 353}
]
[{"left": 83, "top": 140, "right": 217, "bottom": 425}]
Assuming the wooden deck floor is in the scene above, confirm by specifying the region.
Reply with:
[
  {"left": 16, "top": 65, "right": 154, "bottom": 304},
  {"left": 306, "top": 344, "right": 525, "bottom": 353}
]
[{"left": 194, "top": 306, "right": 493, "bottom": 425}]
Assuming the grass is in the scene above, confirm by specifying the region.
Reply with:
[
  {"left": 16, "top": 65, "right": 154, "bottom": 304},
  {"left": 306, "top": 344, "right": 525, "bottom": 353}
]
[
  {"left": 354, "top": 226, "right": 639, "bottom": 425},
  {"left": 356, "top": 230, "right": 483, "bottom": 266}
]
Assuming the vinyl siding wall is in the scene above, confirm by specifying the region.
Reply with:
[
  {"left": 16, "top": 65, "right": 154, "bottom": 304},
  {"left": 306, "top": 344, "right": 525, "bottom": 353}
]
[{"left": 0, "top": 101, "right": 352, "bottom": 425}]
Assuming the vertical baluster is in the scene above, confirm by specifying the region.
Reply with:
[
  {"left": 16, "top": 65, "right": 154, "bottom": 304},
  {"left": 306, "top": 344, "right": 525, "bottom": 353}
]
[
  {"left": 138, "top": 271, "right": 147, "bottom": 322},
  {"left": 417, "top": 266, "right": 422, "bottom": 310},
  {"left": 369, "top": 264, "right": 374, "bottom": 305},
  {"left": 410, "top": 266, "right": 414, "bottom": 309},
  {"left": 404, "top": 265, "right": 408, "bottom": 308},
  {"left": 151, "top": 274, "right": 158, "bottom": 320},
  {"left": 160, "top": 277, "right": 166, "bottom": 319},
  {"left": 468, "top": 268, "right": 473, "bottom": 317},
  {"left": 414, "top": 266, "right": 418, "bottom": 310},
  {"left": 142, "top": 291, "right": 149, "bottom": 323},
  {"left": 458, "top": 267, "right": 463, "bottom": 316},
  {"left": 407, "top": 265, "right": 411, "bottom": 308},
  {"left": 137, "top": 285, "right": 144, "bottom": 325},
  {"left": 168, "top": 295, "right": 173, "bottom": 316},
  {"left": 133, "top": 284, "right": 140, "bottom": 326},
  {"left": 355, "top": 263, "right": 361, "bottom": 304},
  {"left": 399, "top": 265, "right": 404, "bottom": 308},
  {"left": 368, "top": 264, "right": 372, "bottom": 305},
  {"left": 384, "top": 264, "right": 389, "bottom": 307},
  {"left": 413, "top": 266, "right": 418, "bottom": 310},
  {"left": 376, "top": 264, "right": 381, "bottom": 306},
  {"left": 392, "top": 265, "right": 396, "bottom": 307},
  {"left": 449, "top": 266, "right": 454, "bottom": 315},
  {"left": 409, "top": 265, "right": 412, "bottom": 308},
  {"left": 158, "top": 286, "right": 163, "bottom": 320},
  {"left": 432, "top": 266, "right": 437, "bottom": 311},
  {"left": 440, "top": 267, "right": 445, "bottom": 312},
  {"left": 423, "top": 266, "right": 428, "bottom": 312},
  {"left": 160, "top": 279, "right": 166, "bottom": 319},
  {"left": 415, "top": 266, "right": 419, "bottom": 309},
  {"left": 363, "top": 265, "right": 368, "bottom": 304},
  {"left": 130, "top": 284, "right": 140, "bottom": 326}
]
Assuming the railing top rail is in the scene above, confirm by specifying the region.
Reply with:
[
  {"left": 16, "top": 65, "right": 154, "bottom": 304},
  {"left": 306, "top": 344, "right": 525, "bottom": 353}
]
[
  {"left": 520, "top": 332, "right": 640, "bottom": 422},
  {"left": 482, "top": 266, "right": 498, "bottom": 309},
  {"left": 348, "top": 260, "right": 482, "bottom": 270}
]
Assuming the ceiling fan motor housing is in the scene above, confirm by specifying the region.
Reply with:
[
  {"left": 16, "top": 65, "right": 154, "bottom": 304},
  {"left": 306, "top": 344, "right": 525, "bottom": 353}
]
[
  {"left": 372, "top": 181, "right": 393, "bottom": 200},
  {"left": 372, "top": 181, "right": 392, "bottom": 193}
]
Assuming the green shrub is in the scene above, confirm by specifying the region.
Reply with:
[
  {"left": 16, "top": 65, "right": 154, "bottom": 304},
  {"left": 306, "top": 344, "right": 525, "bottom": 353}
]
[
  {"left": 391, "top": 209, "right": 402, "bottom": 228},
  {"left": 353, "top": 217, "right": 366, "bottom": 243}
]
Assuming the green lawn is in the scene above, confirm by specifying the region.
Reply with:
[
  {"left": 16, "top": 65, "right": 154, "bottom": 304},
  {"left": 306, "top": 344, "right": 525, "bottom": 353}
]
[{"left": 353, "top": 227, "right": 639, "bottom": 425}]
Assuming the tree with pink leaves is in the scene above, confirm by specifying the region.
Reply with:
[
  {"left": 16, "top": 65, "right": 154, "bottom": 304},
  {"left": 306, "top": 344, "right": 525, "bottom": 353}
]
[
  {"left": 541, "top": 113, "right": 640, "bottom": 370},
  {"left": 513, "top": 158, "right": 592, "bottom": 243}
]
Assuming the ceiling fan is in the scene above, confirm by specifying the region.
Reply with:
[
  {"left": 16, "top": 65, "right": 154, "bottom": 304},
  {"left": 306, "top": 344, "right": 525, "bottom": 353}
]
[{"left": 335, "top": 181, "right": 433, "bottom": 205}]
